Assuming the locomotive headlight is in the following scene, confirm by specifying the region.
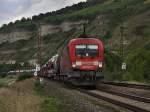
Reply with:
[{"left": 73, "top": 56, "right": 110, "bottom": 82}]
[
  {"left": 76, "top": 61, "right": 82, "bottom": 66},
  {"left": 99, "top": 62, "right": 103, "bottom": 68},
  {"left": 72, "top": 64, "right": 76, "bottom": 68}
]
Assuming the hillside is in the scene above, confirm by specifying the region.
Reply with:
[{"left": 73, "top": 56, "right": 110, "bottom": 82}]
[{"left": 0, "top": 0, "right": 150, "bottom": 82}]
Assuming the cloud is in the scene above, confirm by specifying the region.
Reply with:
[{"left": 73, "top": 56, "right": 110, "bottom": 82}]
[{"left": 0, "top": 0, "right": 86, "bottom": 27}]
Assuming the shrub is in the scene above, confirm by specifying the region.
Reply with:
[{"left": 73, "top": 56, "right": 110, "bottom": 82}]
[
  {"left": 125, "top": 48, "right": 150, "bottom": 82},
  {"left": 122, "top": 72, "right": 133, "bottom": 81},
  {"left": 17, "top": 73, "right": 33, "bottom": 81},
  {"left": 0, "top": 73, "right": 7, "bottom": 78}
]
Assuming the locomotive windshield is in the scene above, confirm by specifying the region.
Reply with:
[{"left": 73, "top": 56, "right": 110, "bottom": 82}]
[{"left": 76, "top": 44, "right": 99, "bottom": 58}]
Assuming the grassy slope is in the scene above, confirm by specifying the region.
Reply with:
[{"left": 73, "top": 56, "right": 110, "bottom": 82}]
[
  {"left": 44, "top": 0, "right": 149, "bottom": 27},
  {"left": 0, "top": 76, "right": 59, "bottom": 112},
  {"left": 0, "top": 75, "right": 16, "bottom": 87},
  {"left": 0, "top": 78, "right": 42, "bottom": 112}
]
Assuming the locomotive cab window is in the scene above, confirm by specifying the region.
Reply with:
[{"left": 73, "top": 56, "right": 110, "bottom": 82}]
[{"left": 75, "top": 44, "right": 99, "bottom": 58}]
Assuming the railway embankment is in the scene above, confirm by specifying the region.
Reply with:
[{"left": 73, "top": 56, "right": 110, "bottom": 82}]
[
  {"left": 0, "top": 76, "right": 131, "bottom": 112},
  {"left": 0, "top": 77, "right": 42, "bottom": 112},
  {"left": 35, "top": 79, "right": 130, "bottom": 112}
]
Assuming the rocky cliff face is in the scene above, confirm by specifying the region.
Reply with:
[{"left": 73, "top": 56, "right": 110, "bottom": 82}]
[
  {"left": 0, "top": 20, "right": 89, "bottom": 64},
  {"left": 0, "top": 20, "right": 87, "bottom": 44},
  {"left": 0, "top": 30, "right": 32, "bottom": 44},
  {"left": 41, "top": 21, "right": 86, "bottom": 36}
]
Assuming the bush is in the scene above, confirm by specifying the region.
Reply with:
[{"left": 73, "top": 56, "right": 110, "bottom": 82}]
[
  {"left": 125, "top": 48, "right": 150, "bottom": 82},
  {"left": 17, "top": 73, "right": 33, "bottom": 81},
  {"left": 122, "top": 72, "right": 133, "bottom": 81},
  {"left": 104, "top": 52, "right": 122, "bottom": 80},
  {"left": 0, "top": 73, "right": 7, "bottom": 78}
]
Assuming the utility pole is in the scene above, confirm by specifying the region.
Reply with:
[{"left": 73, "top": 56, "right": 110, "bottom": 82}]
[
  {"left": 37, "top": 23, "right": 42, "bottom": 76},
  {"left": 38, "top": 24, "right": 42, "bottom": 67},
  {"left": 120, "top": 25, "right": 124, "bottom": 59},
  {"left": 120, "top": 24, "right": 127, "bottom": 70},
  {"left": 83, "top": 23, "right": 86, "bottom": 35},
  {"left": 34, "top": 22, "right": 44, "bottom": 77}
]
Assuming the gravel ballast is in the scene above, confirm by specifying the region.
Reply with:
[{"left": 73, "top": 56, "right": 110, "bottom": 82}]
[{"left": 42, "top": 79, "right": 131, "bottom": 112}]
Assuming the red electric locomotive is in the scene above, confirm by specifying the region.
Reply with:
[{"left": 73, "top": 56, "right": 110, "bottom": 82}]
[{"left": 52, "top": 34, "right": 104, "bottom": 86}]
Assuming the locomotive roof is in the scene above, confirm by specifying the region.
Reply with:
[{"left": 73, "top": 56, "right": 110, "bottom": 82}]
[{"left": 69, "top": 38, "right": 103, "bottom": 44}]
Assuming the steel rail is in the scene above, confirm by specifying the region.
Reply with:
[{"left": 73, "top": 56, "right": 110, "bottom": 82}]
[
  {"left": 101, "top": 81, "right": 150, "bottom": 90},
  {"left": 78, "top": 89, "right": 150, "bottom": 112},
  {"left": 96, "top": 86, "right": 150, "bottom": 104}
]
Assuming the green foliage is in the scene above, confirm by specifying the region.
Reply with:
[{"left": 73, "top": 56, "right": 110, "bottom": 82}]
[
  {"left": 0, "top": 21, "right": 37, "bottom": 33},
  {"left": 0, "top": 73, "right": 7, "bottom": 78},
  {"left": 122, "top": 72, "right": 133, "bottom": 81},
  {"left": 14, "top": 21, "right": 37, "bottom": 31},
  {"left": 0, "top": 39, "right": 28, "bottom": 51},
  {"left": 105, "top": 48, "right": 150, "bottom": 82},
  {"left": 145, "top": 43, "right": 150, "bottom": 50},
  {"left": 0, "top": 75, "right": 15, "bottom": 87},
  {"left": 104, "top": 52, "right": 122, "bottom": 80},
  {"left": 143, "top": 27, "right": 150, "bottom": 37},
  {"left": 124, "top": 48, "right": 150, "bottom": 82},
  {"left": 105, "top": 52, "right": 121, "bottom": 72},
  {"left": 0, "top": 64, "right": 15, "bottom": 73},
  {"left": 133, "top": 25, "right": 150, "bottom": 37},
  {"left": 16, "top": 73, "right": 33, "bottom": 81},
  {"left": 108, "top": 0, "right": 149, "bottom": 28},
  {"left": 43, "top": 0, "right": 149, "bottom": 28},
  {"left": 100, "top": 0, "right": 150, "bottom": 82}
]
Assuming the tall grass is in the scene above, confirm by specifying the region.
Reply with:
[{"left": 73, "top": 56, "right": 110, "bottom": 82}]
[{"left": 34, "top": 80, "right": 59, "bottom": 112}]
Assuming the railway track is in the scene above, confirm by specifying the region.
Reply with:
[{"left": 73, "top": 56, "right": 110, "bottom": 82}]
[
  {"left": 47, "top": 79, "right": 150, "bottom": 112},
  {"left": 101, "top": 81, "right": 150, "bottom": 90},
  {"left": 96, "top": 85, "right": 150, "bottom": 104},
  {"left": 47, "top": 78, "right": 150, "bottom": 111},
  {"left": 78, "top": 88, "right": 150, "bottom": 112},
  {"left": 76, "top": 82, "right": 150, "bottom": 112}
]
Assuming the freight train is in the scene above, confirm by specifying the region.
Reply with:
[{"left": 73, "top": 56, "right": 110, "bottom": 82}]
[{"left": 38, "top": 34, "right": 104, "bottom": 86}]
